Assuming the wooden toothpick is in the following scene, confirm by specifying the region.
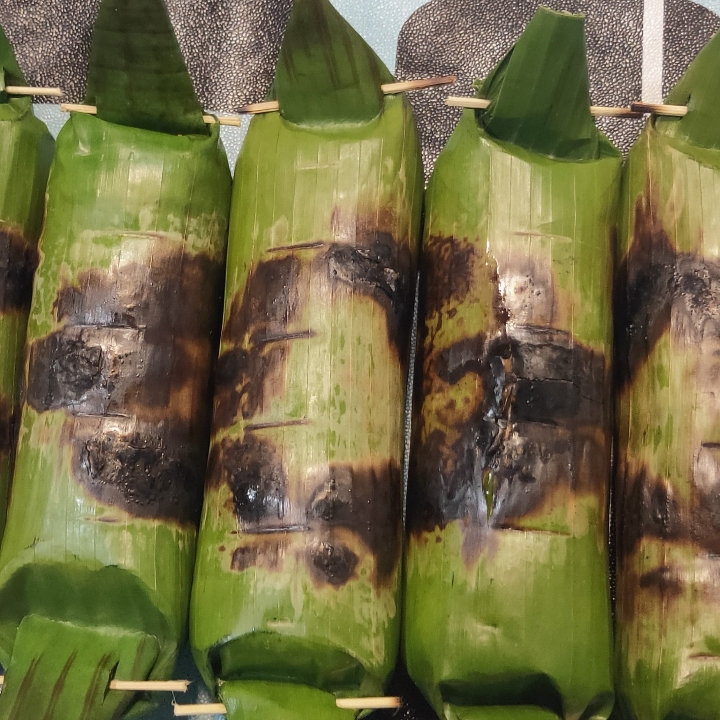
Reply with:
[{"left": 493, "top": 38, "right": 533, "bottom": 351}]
[
  {"left": 109, "top": 679, "right": 190, "bottom": 692},
  {"left": 202, "top": 114, "right": 244, "bottom": 126},
  {"left": 174, "top": 702, "right": 227, "bottom": 716},
  {"left": 60, "top": 103, "right": 98, "bottom": 114},
  {"left": 445, "top": 96, "right": 489, "bottom": 110},
  {"left": 336, "top": 696, "right": 403, "bottom": 709},
  {"left": 0, "top": 676, "right": 188, "bottom": 692},
  {"left": 382, "top": 75, "right": 456, "bottom": 94},
  {"left": 173, "top": 696, "right": 404, "bottom": 716},
  {"left": 5, "top": 86, "right": 64, "bottom": 97},
  {"left": 590, "top": 105, "right": 644, "bottom": 118},
  {"left": 60, "top": 76, "right": 457, "bottom": 123},
  {"left": 446, "top": 96, "right": 662, "bottom": 119},
  {"left": 630, "top": 101, "right": 689, "bottom": 117}
]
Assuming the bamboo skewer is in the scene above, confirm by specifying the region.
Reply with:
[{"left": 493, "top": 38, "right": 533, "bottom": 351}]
[
  {"left": 173, "top": 697, "right": 403, "bottom": 716},
  {"left": 446, "top": 96, "right": 645, "bottom": 118},
  {"left": 336, "top": 696, "right": 403, "bottom": 709},
  {"left": 0, "top": 676, "right": 188, "bottom": 692},
  {"left": 382, "top": 74, "right": 456, "bottom": 94},
  {"left": 109, "top": 680, "right": 190, "bottom": 692},
  {"left": 446, "top": 96, "right": 489, "bottom": 109},
  {"left": 10, "top": 84, "right": 691, "bottom": 120},
  {"left": 590, "top": 105, "right": 644, "bottom": 118},
  {"left": 59, "top": 76, "right": 457, "bottom": 123},
  {"left": 60, "top": 103, "right": 98, "bottom": 114},
  {"left": 174, "top": 703, "right": 227, "bottom": 717},
  {"left": 0, "top": 669, "right": 400, "bottom": 711},
  {"left": 5, "top": 86, "right": 64, "bottom": 97},
  {"left": 630, "top": 101, "right": 689, "bottom": 116}
]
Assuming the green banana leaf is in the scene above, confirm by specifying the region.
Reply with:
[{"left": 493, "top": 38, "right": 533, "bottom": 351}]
[
  {"left": 190, "top": 1, "right": 422, "bottom": 718},
  {"left": 85, "top": 0, "right": 207, "bottom": 136},
  {"left": 614, "top": 29, "right": 720, "bottom": 720},
  {"left": 404, "top": 9, "right": 620, "bottom": 720},
  {"left": 0, "top": 2, "right": 231, "bottom": 718},
  {"left": 0, "top": 26, "right": 53, "bottom": 540}
]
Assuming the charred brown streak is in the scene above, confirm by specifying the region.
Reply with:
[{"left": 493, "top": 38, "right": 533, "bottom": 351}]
[
  {"left": 72, "top": 423, "right": 206, "bottom": 524},
  {"left": 231, "top": 540, "right": 288, "bottom": 573},
  {"left": 325, "top": 230, "right": 413, "bottom": 360},
  {"left": 418, "top": 234, "right": 508, "bottom": 340},
  {"left": 419, "top": 235, "right": 480, "bottom": 344},
  {"left": 208, "top": 435, "right": 288, "bottom": 525},
  {"left": 0, "top": 228, "right": 39, "bottom": 313},
  {"left": 208, "top": 435, "right": 402, "bottom": 586},
  {"left": 618, "top": 463, "right": 720, "bottom": 562},
  {"left": 213, "top": 255, "right": 304, "bottom": 430},
  {"left": 408, "top": 327, "right": 607, "bottom": 536},
  {"left": 305, "top": 540, "right": 360, "bottom": 588},
  {"left": 615, "top": 192, "right": 720, "bottom": 388},
  {"left": 0, "top": 395, "right": 17, "bottom": 457},
  {"left": 214, "top": 230, "right": 412, "bottom": 431},
  {"left": 306, "top": 461, "right": 402, "bottom": 584},
  {"left": 26, "top": 251, "right": 225, "bottom": 524}
]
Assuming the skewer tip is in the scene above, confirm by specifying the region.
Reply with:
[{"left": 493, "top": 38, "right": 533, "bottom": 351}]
[{"left": 630, "top": 101, "right": 689, "bottom": 117}]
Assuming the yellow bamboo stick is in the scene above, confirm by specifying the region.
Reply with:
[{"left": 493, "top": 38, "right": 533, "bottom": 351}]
[
  {"left": 446, "top": 96, "right": 646, "bottom": 118},
  {"left": 5, "top": 86, "right": 64, "bottom": 97},
  {"left": 172, "top": 696, "right": 404, "bottom": 715},
  {"left": 0, "top": 676, "right": 188, "bottom": 692}
]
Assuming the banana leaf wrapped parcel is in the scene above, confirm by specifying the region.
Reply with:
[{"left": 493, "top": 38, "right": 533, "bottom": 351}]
[
  {"left": 0, "top": 25, "right": 53, "bottom": 537},
  {"left": 0, "top": 1, "right": 231, "bottom": 718},
  {"left": 614, "top": 30, "right": 720, "bottom": 720},
  {"left": 404, "top": 9, "right": 621, "bottom": 720},
  {"left": 190, "top": 0, "right": 422, "bottom": 717}
]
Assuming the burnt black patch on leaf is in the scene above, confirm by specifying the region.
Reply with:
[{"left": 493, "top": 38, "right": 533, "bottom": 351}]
[
  {"left": 209, "top": 434, "right": 401, "bottom": 584},
  {"left": 513, "top": 379, "right": 582, "bottom": 424},
  {"left": 638, "top": 566, "right": 684, "bottom": 598},
  {"left": 305, "top": 539, "right": 359, "bottom": 587},
  {"left": 0, "top": 228, "right": 38, "bottom": 312},
  {"left": 27, "top": 333, "right": 103, "bottom": 410},
  {"left": 213, "top": 232, "right": 413, "bottom": 430},
  {"left": 408, "top": 327, "right": 608, "bottom": 536},
  {"left": 72, "top": 424, "right": 205, "bottom": 524},
  {"left": 615, "top": 193, "right": 720, "bottom": 388},
  {"left": 231, "top": 540, "right": 285, "bottom": 572},
  {"left": 434, "top": 335, "right": 489, "bottom": 385},
  {"left": 307, "top": 460, "right": 402, "bottom": 584},
  {"left": 209, "top": 434, "right": 288, "bottom": 526},
  {"left": 27, "top": 250, "right": 224, "bottom": 523},
  {"left": 0, "top": 396, "right": 17, "bottom": 457},
  {"left": 418, "top": 235, "right": 507, "bottom": 351},
  {"left": 692, "top": 492, "right": 720, "bottom": 555},
  {"left": 28, "top": 251, "right": 224, "bottom": 416},
  {"left": 213, "top": 255, "right": 303, "bottom": 430},
  {"left": 616, "top": 463, "right": 720, "bottom": 559},
  {"left": 422, "top": 235, "right": 476, "bottom": 322},
  {"left": 53, "top": 252, "right": 224, "bottom": 340},
  {"left": 325, "top": 231, "right": 413, "bottom": 359},
  {"left": 616, "top": 467, "right": 684, "bottom": 559}
]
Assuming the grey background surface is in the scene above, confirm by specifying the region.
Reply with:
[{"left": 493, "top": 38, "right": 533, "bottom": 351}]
[{"left": 0, "top": 0, "right": 719, "bottom": 717}]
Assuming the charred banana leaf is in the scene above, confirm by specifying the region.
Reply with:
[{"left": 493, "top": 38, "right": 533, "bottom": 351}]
[
  {"left": 190, "top": 0, "right": 422, "bottom": 716},
  {"left": 404, "top": 9, "right": 621, "bottom": 720},
  {"left": 0, "top": 25, "right": 53, "bottom": 538},
  {"left": 0, "top": 1, "right": 230, "bottom": 718},
  {"left": 614, "top": 30, "right": 720, "bottom": 720}
]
